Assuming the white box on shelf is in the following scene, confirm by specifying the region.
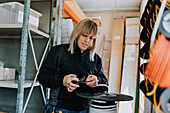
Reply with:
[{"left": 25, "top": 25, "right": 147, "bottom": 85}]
[
  {"left": 0, "top": 2, "right": 42, "bottom": 29},
  {"left": 0, "top": 67, "right": 16, "bottom": 80},
  {"left": 0, "top": 67, "right": 4, "bottom": 80},
  {"left": 4, "top": 68, "right": 16, "bottom": 80}
]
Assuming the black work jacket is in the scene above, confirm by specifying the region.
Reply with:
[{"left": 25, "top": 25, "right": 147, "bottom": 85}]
[{"left": 38, "top": 44, "right": 108, "bottom": 111}]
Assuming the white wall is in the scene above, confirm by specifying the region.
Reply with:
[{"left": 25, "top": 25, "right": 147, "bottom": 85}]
[
  {"left": 86, "top": 13, "right": 114, "bottom": 56},
  {"left": 86, "top": 12, "right": 140, "bottom": 57}
]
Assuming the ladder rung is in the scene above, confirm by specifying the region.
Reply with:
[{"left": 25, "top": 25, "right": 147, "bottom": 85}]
[
  {"left": 105, "top": 39, "right": 112, "bottom": 41},
  {"left": 103, "top": 59, "right": 110, "bottom": 61},
  {"left": 104, "top": 70, "right": 108, "bottom": 72},
  {"left": 103, "top": 49, "right": 111, "bottom": 51}
]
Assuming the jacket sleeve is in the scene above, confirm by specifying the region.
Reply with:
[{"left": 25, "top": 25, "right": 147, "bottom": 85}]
[
  {"left": 96, "top": 55, "right": 108, "bottom": 85},
  {"left": 37, "top": 47, "right": 64, "bottom": 89}
]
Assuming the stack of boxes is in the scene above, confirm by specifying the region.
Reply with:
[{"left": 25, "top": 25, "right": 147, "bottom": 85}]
[{"left": 119, "top": 18, "right": 140, "bottom": 113}]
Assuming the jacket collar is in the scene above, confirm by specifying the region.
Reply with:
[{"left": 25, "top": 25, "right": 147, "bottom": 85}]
[{"left": 74, "top": 43, "right": 90, "bottom": 57}]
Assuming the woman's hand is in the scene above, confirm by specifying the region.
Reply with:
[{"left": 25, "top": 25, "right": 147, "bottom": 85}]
[
  {"left": 63, "top": 74, "right": 79, "bottom": 92},
  {"left": 85, "top": 75, "right": 98, "bottom": 88}
]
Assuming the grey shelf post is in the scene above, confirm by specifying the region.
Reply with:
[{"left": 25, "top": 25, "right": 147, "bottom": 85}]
[
  {"left": 45, "top": 0, "right": 55, "bottom": 103},
  {"left": 53, "top": 0, "right": 63, "bottom": 46},
  {"left": 50, "top": 0, "right": 54, "bottom": 40},
  {"left": 16, "top": 0, "right": 31, "bottom": 113},
  {"left": 45, "top": 0, "right": 64, "bottom": 105}
]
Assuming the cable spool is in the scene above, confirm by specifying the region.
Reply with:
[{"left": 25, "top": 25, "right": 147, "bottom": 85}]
[
  {"left": 140, "top": 0, "right": 154, "bottom": 27},
  {"left": 140, "top": 0, "right": 170, "bottom": 43},
  {"left": 139, "top": 63, "right": 147, "bottom": 75},
  {"left": 77, "top": 86, "right": 133, "bottom": 113},
  {"left": 139, "top": 80, "right": 166, "bottom": 105},
  {"left": 159, "top": 10, "right": 170, "bottom": 40},
  {"left": 161, "top": 88, "right": 170, "bottom": 113},
  {"left": 140, "top": 27, "right": 151, "bottom": 43},
  {"left": 89, "top": 100, "right": 117, "bottom": 113},
  {"left": 139, "top": 42, "right": 150, "bottom": 59},
  {"left": 145, "top": 34, "right": 170, "bottom": 88},
  {"left": 140, "top": 80, "right": 170, "bottom": 113}
]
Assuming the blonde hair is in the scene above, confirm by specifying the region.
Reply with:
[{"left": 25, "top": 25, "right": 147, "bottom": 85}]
[{"left": 68, "top": 18, "right": 98, "bottom": 61}]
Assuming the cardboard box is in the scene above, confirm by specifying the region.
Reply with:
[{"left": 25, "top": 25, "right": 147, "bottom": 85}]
[
  {"left": 0, "top": 68, "right": 16, "bottom": 80},
  {"left": 125, "top": 18, "right": 140, "bottom": 44},
  {"left": 108, "top": 19, "right": 124, "bottom": 93},
  {"left": 29, "top": 11, "right": 41, "bottom": 29},
  {"left": 119, "top": 44, "right": 139, "bottom": 113}
]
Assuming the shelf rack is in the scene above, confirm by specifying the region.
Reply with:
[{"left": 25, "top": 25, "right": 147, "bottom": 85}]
[
  {"left": 0, "top": 24, "right": 49, "bottom": 38},
  {"left": 0, "top": 80, "right": 40, "bottom": 88},
  {"left": 0, "top": 0, "right": 86, "bottom": 113},
  {"left": 0, "top": 0, "right": 52, "bottom": 113}
]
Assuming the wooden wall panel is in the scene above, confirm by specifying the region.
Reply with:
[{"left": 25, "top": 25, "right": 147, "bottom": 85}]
[{"left": 108, "top": 19, "right": 124, "bottom": 93}]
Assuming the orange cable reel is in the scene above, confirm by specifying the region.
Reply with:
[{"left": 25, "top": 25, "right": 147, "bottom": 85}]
[{"left": 145, "top": 34, "right": 170, "bottom": 94}]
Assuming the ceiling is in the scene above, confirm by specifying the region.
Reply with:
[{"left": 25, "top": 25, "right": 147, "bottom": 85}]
[{"left": 74, "top": 0, "right": 141, "bottom": 12}]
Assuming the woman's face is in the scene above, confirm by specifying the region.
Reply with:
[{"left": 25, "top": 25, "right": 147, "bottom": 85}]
[{"left": 77, "top": 34, "right": 95, "bottom": 53}]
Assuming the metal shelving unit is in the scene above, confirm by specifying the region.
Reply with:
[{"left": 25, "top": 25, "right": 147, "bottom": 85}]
[
  {"left": 0, "top": 0, "right": 86, "bottom": 112},
  {"left": 0, "top": 0, "right": 51, "bottom": 3},
  {"left": 0, "top": 24, "right": 49, "bottom": 38},
  {"left": 0, "top": 0, "right": 53, "bottom": 113},
  {"left": 0, "top": 23, "right": 51, "bottom": 113}
]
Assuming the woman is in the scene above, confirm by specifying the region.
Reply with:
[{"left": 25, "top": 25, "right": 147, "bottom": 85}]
[{"left": 38, "top": 18, "right": 108, "bottom": 113}]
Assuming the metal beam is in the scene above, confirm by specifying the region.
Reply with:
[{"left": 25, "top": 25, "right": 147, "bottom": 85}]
[
  {"left": 16, "top": 0, "right": 30, "bottom": 113},
  {"left": 63, "top": 1, "right": 81, "bottom": 23},
  {"left": 45, "top": 0, "right": 55, "bottom": 104},
  {"left": 53, "top": 0, "right": 63, "bottom": 46}
]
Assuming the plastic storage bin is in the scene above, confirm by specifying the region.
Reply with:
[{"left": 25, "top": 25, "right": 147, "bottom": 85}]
[
  {"left": 0, "top": 67, "right": 16, "bottom": 80},
  {"left": 0, "top": 2, "right": 42, "bottom": 29}
]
